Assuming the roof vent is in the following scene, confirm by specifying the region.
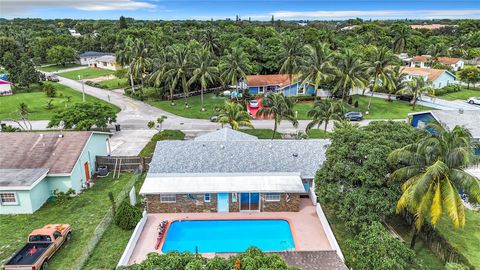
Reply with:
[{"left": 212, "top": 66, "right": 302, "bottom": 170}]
[
  {"left": 458, "top": 108, "right": 464, "bottom": 114},
  {"left": 292, "top": 153, "right": 298, "bottom": 157}
]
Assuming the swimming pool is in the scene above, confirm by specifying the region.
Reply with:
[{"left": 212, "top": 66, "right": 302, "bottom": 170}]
[{"left": 161, "top": 219, "right": 295, "bottom": 253}]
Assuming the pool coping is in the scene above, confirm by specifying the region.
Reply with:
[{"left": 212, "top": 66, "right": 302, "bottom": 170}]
[{"left": 158, "top": 216, "right": 298, "bottom": 254}]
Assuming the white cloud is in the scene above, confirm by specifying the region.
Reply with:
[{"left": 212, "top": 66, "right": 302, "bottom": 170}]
[{"left": 2, "top": 0, "right": 156, "bottom": 15}]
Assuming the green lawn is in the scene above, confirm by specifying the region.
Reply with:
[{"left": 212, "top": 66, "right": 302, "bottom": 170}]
[
  {"left": 436, "top": 209, "right": 480, "bottom": 269},
  {"left": 148, "top": 93, "right": 227, "bottom": 119},
  {"left": 306, "top": 129, "right": 331, "bottom": 139},
  {"left": 240, "top": 128, "right": 282, "bottom": 139},
  {"left": 295, "top": 95, "right": 432, "bottom": 120},
  {"left": 0, "top": 173, "right": 132, "bottom": 269},
  {"left": 38, "top": 63, "right": 83, "bottom": 72},
  {"left": 438, "top": 87, "right": 480, "bottom": 101},
  {"left": 0, "top": 82, "right": 119, "bottom": 120},
  {"left": 97, "top": 78, "right": 129, "bottom": 90},
  {"left": 58, "top": 68, "right": 114, "bottom": 80},
  {"left": 139, "top": 130, "right": 186, "bottom": 157}
]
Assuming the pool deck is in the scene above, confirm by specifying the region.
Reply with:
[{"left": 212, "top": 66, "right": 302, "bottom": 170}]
[{"left": 128, "top": 198, "right": 332, "bottom": 265}]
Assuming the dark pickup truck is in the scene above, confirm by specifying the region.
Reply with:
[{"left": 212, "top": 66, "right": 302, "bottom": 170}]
[{"left": 3, "top": 224, "right": 71, "bottom": 270}]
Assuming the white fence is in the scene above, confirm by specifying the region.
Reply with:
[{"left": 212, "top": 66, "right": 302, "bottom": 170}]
[
  {"left": 310, "top": 187, "right": 345, "bottom": 262},
  {"left": 116, "top": 211, "right": 148, "bottom": 268}
]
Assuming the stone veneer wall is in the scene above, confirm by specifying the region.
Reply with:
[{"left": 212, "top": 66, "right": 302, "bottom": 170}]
[{"left": 146, "top": 193, "right": 300, "bottom": 213}]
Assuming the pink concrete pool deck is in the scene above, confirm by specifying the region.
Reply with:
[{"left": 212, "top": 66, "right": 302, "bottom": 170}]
[{"left": 128, "top": 199, "right": 332, "bottom": 265}]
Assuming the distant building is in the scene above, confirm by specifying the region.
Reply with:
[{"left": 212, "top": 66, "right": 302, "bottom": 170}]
[
  {"left": 0, "top": 79, "right": 12, "bottom": 96},
  {"left": 410, "top": 24, "right": 456, "bottom": 30},
  {"left": 77, "top": 51, "right": 115, "bottom": 67},
  {"left": 89, "top": 55, "right": 119, "bottom": 70},
  {"left": 410, "top": 55, "right": 464, "bottom": 71},
  {"left": 339, "top": 25, "right": 359, "bottom": 31},
  {"left": 68, "top": 29, "right": 81, "bottom": 37},
  {"left": 401, "top": 67, "right": 456, "bottom": 89},
  {"left": 243, "top": 74, "right": 329, "bottom": 97},
  {"left": 0, "top": 131, "right": 111, "bottom": 214}
]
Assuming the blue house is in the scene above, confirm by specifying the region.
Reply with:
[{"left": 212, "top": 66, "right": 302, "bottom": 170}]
[
  {"left": 244, "top": 74, "right": 317, "bottom": 96},
  {"left": 409, "top": 110, "right": 480, "bottom": 155},
  {"left": 0, "top": 131, "right": 111, "bottom": 214},
  {"left": 401, "top": 67, "right": 456, "bottom": 89}
]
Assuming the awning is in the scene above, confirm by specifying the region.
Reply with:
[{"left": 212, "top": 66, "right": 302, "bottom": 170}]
[{"left": 139, "top": 172, "right": 306, "bottom": 194}]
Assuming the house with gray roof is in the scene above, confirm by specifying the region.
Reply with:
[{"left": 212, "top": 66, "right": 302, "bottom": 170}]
[
  {"left": 140, "top": 128, "right": 330, "bottom": 213},
  {"left": 0, "top": 131, "right": 111, "bottom": 214},
  {"left": 77, "top": 51, "right": 114, "bottom": 66}
]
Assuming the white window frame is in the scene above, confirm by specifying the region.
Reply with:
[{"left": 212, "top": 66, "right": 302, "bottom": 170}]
[
  {"left": 266, "top": 85, "right": 276, "bottom": 92},
  {"left": 0, "top": 192, "right": 19, "bottom": 205},
  {"left": 160, "top": 194, "right": 176, "bottom": 203},
  {"left": 204, "top": 193, "right": 211, "bottom": 202},
  {"left": 264, "top": 193, "right": 281, "bottom": 202},
  {"left": 297, "top": 84, "right": 306, "bottom": 95},
  {"left": 258, "top": 86, "right": 265, "bottom": 94},
  {"left": 231, "top": 192, "right": 238, "bottom": 202}
]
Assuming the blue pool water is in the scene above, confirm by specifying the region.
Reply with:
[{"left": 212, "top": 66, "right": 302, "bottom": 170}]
[{"left": 161, "top": 219, "right": 295, "bottom": 253}]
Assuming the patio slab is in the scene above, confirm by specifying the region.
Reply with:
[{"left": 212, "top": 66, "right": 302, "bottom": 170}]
[{"left": 128, "top": 198, "right": 332, "bottom": 265}]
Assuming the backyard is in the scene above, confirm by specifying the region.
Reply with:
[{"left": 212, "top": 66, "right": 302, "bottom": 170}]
[
  {"left": 0, "top": 173, "right": 132, "bottom": 269},
  {"left": 58, "top": 68, "right": 115, "bottom": 80},
  {"left": 0, "top": 82, "right": 119, "bottom": 120},
  {"left": 37, "top": 63, "right": 83, "bottom": 72},
  {"left": 147, "top": 93, "right": 432, "bottom": 120}
]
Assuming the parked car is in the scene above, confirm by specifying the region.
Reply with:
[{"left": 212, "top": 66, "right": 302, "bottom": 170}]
[
  {"left": 249, "top": 99, "right": 259, "bottom": 108},
  {"left": 46, "top": 74, "right": 59, "bottom": 82},
  {"left": 395, "top": 94, "right": 416, "bottom": 102},
  {"left": 210, "top": 115, "right": 218, "bottom": 122},
  {"left": 344, "top": 112, "right": 363, "bottom": 121},
  {"left": 4, "top": 224, "right": 71, "bottom": 270},
  {"left": 467, "top": 97, "right": 480, "bottom": 105}
]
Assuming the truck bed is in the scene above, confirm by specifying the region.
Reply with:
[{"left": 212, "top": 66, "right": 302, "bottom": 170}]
[{"left": 6, "top": 243, "right": 51, "bottom": 266}]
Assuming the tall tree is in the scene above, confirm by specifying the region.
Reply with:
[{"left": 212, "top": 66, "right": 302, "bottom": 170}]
[
  {"left": 279, "top": 35, "right": 303, "bottom": 94},
  {"left": 365, "top": 46, "right": 397, "bottom": 111},
  {"left": 306, "top": 99, "right": 345, "bottom": 132},
  {"left": 201, "top": 29, "right": 220, "bottom": 55},
  {"left": 298, "top": 42, "right": 334, "bottom": 96},
  {"left": 333, "top": 49, "right": 367, "bottom": 100},
  {"left": 118, "top": 16, "right": 128, "bottom": 29},
  {"left": 217, "top": 101, "right": 253, "bottom": 130},
  {"left": 116, "top": 37, "right": 135, "bottom": 91},
  {"left": 165, "top": 46, "right": 192, "bottom": 107},
  {"left": 220, "top": 47, "right": 251, "bottom": 99},
  {"left": 391, "top": 23, "right": 411, "bottom": 53},
  {"left": 386, "top": 66, "right": 408, "bottom": 100},
  {"left": 188, "top": 48, "right": 219, "bottom": 111},
  {"left": 397, "top": 77, "right": 431, "bottom": 110},
  {"left": 130, "top": 39, "right": 151, "bottom": 91},
  {"left": 46, "top": 45, "right": 76, "bottom": 67},
  {"left": 256, "top": 93, "right": 298, "bottom": 139},
  {"left": 388, "top": 123, "right": 480, "bottom": 248}
]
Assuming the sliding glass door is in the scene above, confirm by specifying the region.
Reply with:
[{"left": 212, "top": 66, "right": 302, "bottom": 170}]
[{"left": 240, "top": 193, "right": 260, "bottom": 211}]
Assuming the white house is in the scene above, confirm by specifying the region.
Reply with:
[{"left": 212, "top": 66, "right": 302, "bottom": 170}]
[
  {"left": 68, "top": 29, "right": 81, "bottom": 37},
  {"left": 90, "top": 55, "right": 119, "bottom": 70},
  {"left": 77, "top": 51, "right": 115, "bottom": 66},
  {"left": 410, "top": 55, "right": 464, "bottom": 71},
  {"left": 401, "top": 67, "right": 456, "bottom": 89}
]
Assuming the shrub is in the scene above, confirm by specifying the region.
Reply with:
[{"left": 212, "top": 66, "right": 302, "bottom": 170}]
[
  {"left": 354, "top": 100, "right": 359, "bottom": 108},
  {"left": 45, "top": 99, "right": 54, "bottom": 110},
  {"left": 114, "top": 200, "right": 142, "bottom": 230},
  {"left": 445, "top": 262, "right": 470, "bottom": 270},
  {"left": 434, "top": 85, "right": 461, "bottom": 96},
  {"left": 43, "top": 84, "right": 56, "bottom": 97},
  {"left": 114, "top": 68, "right": 128, "bottom": 79},
  {"left": 53, "top": 188, "right": 76, "bottom": 203}
]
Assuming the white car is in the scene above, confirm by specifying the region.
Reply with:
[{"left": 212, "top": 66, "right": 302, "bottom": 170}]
[
  {"left": 249, "top": 99, "right": 259, "bottom": 108},
  {"left": 467, "top": 97, "right": 480, "bottom": 105}
]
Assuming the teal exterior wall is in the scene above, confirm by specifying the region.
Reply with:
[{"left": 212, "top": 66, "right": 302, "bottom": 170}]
[
  {"left": 432, "top": 72, "right": 456, "bottom": 89},
  {"left": 0, "top": 133, "right": 110, "bottom": 214}
]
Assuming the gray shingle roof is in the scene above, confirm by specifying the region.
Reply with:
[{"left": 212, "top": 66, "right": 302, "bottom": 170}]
[
  {"left": 149, "top": 139, "right": 330, "bottom": 179},
  {"left": 0, "top": 168, "right": 49, "bottom": 189},
  {"left": 79, "top": 51, "right": 113, "bottom": 58},
  {"left": 431, "top": 110, "right": 480, "bottom": 138},
  {"left": 194, "top": 128, "right": 258, "bottom": 141}
]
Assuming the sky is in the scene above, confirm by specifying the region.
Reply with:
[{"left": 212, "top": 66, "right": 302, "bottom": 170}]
[{"left": 1, "top": 0, "right": 480, "bottom": 20}]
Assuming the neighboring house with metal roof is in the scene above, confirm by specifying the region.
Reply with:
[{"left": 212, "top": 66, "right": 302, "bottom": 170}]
[
  {"left": 0, "top": 131, "right": 111, "bottom": 214},
  {"left": 242, "top": 74, "right": 326, "bottom": 97},
  {"left": 401, "top": 67, "right": 456, "bottom": 89},
  {"left": 140, "top": 128, "right": 330, "bottom": 213},
  {"left": 77, "top": 51, "right": 114, "bottom": 66}
]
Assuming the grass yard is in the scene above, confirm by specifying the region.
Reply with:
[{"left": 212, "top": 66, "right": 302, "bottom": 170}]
[
  {"left": 0, "top": 82, "right": 119, "bottom": 120},
  {"left": 306, "top": 129, "right": 330, "bottom": 139},
  {"left": 148, "top": 93, "right": 227, "bottom": 119},
  {"left": 139, "top": 130, "right": 185, "bottom": 157},
  {"left": 58, "top": 68, "right": 114, "bottom": 80},
  {"left": 0, "top": 173, "right": 132, "bottom": 269},
  {"left": 240, "top": 128, "right": 282, "bottom": 139},
  {"left": 37, "top": 63, "right": 83, "bottom": 72},
  {"left": 436, "top": 209, "right": 480, "bottom": 268},
  {"left": 97, "top": 78, "right": 129, "bottom": 90},
  {"left": 438, "top": 87, "right": 480, "bottom": 101},
  {"left": 295, "top": 95, "right": 432, "bottom": 120}
]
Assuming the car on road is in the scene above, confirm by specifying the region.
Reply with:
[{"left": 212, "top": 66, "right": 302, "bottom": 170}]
[
  {"left": 344, "top": 111, "right": 363, "bottom": 121},
  {"left": 4, "top": 224, "right": 71, "bottom": 270},
  {"left": 395, "top": 94, "right": 416, "bottom": 102},
  {"left": 46, "top": 74, "right": 60, "bottom": 82},
  {"left": 210, "top": 115, "right": 218, "bottom": 122},
  {"left": 467, "top": 97, "right": 480, "bottom": 105},
  {"left": 249, "top": 99, "right": 259, "bottom": 108}
]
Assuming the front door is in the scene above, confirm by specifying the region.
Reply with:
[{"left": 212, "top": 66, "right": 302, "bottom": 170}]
[
  {"left": 84, "top": 162, "right": 90, "bottom": 182},
  {"left": 240, "top": 193, "right": 260, "bottom": 211},
  {"left": 217, "top": 193, "right": 229, "bottom": 212}
]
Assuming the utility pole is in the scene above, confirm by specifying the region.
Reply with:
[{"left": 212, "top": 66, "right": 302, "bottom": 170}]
[{"left": 78, "top": 75, "right": 85, "bottom": 102}]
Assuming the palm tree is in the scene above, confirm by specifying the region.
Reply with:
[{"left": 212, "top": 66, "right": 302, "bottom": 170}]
[
  {"left": 131, "top": 39, "right": 151, "bottom": 91},
  {"left": 397, "top": 77, "right": 431, "bottom": 110},
  {"left": 388, "top": 123, "right": 480, "bottom": 248},
  {"left": 298, "top": 43, "right": 335, "bottom": 97},
  {"left": 217, "top": 101, "right": 253, "bottom": 130},
  {"left": 333, "top": 49, "right": 367, "bottom": 100},
  {"left": 366, "top": 46, "right": 397, "bottom": 111},
  {"left": 201, "top": 29, "right": 221, "bottom": 55},
  {"left": 149, "top": 50, "right": 169, "bottom": 99},
  {"left": 306, "top": 99, "right": 345, "bottom": 132},
  {"left": 220, "top": 47, "right": 251, "bottom": 100},
  {"left": 188, "top": 48, "right": 219, "bottom": 111},
  {"left": 256, "top": 93, "right": 298, "bottom": 139},
  {"left": 165, "top": 46, "right": 192, "bottom": 107},
  {"left": 116, "top": 37, "right": 135, "bottom": 91},
  {"left": 392, "top": 24, "right": 411, "bottom": 53},
  {"left": 280, "top": 35, "right": 303, "bottom": 94},
  {"left": 386, "top": 66, "right": 408, "bottom": 101}
]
